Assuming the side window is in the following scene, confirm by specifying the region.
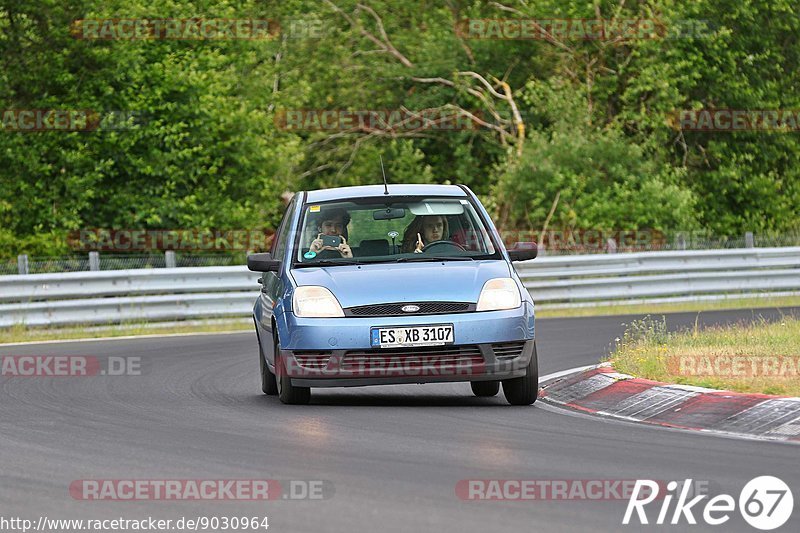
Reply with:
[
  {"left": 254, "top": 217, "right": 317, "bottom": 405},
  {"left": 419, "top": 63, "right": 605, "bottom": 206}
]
[{"left": 271, "top": 196, "right": 297, "bottom": 261}]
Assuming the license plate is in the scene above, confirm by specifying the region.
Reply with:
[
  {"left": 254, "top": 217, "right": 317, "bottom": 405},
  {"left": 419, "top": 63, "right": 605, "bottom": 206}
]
[{"left": 370, "top": 324, "right": 454, "bottom": 348}]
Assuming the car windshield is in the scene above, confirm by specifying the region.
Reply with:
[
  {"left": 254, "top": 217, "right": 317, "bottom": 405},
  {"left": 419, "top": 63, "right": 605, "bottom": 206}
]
[{"left": 293, "top": 196, "right": 498, "bottom": 266}]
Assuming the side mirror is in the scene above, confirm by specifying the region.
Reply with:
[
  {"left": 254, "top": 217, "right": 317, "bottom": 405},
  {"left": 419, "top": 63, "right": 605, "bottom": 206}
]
[
  {"left": 508, "top": 243, "right": 537, "bottom": 262},
  {"left": 247, "top": 252, "right": 281, "bottom": 272}
]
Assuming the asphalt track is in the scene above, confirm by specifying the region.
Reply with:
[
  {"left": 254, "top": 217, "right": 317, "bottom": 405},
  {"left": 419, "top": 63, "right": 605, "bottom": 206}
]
[{"left": 1, "top": 308, "right": 799, "bottom": 533}]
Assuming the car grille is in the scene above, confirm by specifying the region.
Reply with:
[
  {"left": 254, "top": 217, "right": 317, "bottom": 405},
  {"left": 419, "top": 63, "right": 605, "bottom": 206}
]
[
  {"left": 492, "top": 341, "right": 527, "bottom": 360},
  {"left": 341, "top": 344, "right": 483, "bottom": 370},
  {"left": 345, "top": 302, "right": 474, "bottom": 317},
  {"left": 294, "top": 351, "right": 333, "bottom": 369}
]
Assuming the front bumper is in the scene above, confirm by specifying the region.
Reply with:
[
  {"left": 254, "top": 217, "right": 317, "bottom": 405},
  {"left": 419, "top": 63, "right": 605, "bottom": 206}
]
[
  {"left": 281, "top": 339, "right": 535, "bottom": 387},
  {"left": 275, "top": 303, "right": 534, "bottom": 387}
]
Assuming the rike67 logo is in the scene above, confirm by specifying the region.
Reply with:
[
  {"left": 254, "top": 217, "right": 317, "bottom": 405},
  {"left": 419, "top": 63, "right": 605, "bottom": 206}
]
[{"left": 624, "top": 476, "right": 793, "bottom": 530}]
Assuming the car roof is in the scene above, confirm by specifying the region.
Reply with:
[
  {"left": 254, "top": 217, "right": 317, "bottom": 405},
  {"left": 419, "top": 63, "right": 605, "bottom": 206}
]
[{"left": 304, "top": 184, "right": 468, "bottom": 203}]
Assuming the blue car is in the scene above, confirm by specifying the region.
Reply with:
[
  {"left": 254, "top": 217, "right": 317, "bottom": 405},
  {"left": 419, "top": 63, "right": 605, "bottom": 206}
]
[{"left": 248, "top": 184, "right": 538, "bottom": 404}]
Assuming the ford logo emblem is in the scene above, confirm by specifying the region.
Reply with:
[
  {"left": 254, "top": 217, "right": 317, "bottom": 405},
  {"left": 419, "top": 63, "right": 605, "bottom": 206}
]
[{"left": 401, "top": 305, "right": 420, "bottom": 313}]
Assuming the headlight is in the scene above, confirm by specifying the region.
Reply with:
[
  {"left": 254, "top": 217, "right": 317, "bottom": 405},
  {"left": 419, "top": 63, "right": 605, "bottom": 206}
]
[
  {"left": 293, "top": 286, "right": 345, "bottom": 317},
  {"left": 476, "top": 278, "right": 521, "bottom": 311}
]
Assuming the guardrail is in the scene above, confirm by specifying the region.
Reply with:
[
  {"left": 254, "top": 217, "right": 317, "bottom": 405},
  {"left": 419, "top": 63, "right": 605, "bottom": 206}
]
[{"left": 1, "top": 247, "right": 799, "bottom": 327}]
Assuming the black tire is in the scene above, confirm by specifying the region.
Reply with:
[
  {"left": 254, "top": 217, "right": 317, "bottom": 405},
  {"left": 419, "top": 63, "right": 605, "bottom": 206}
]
[
  {"left": 275, "top": 335, "right": 310, "bottom": 405},
  {"left": 502, "top": 341, "right": 539, "bottom": 405},
  {"left": 258, "top": 338, "right": 278, "bottom": 395},
  {"left": 470, "top": 381, "right": 500, "bottom": 397}
]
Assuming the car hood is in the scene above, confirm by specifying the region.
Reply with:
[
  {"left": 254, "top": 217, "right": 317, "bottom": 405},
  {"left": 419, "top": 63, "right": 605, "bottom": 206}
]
[{"left": 290, "top": 260, "right": 511, "bottom": 309}]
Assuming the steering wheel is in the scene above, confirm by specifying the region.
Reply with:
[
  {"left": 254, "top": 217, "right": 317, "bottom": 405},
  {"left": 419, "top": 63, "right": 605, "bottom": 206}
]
[{"left": 422, "top": 240, "right": 466, "bottom": 254}]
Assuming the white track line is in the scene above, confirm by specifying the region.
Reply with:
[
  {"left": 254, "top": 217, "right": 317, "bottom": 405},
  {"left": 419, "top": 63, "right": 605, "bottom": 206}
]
[{"left": 538, "top": 364, "right": 598, "bottom": 384}]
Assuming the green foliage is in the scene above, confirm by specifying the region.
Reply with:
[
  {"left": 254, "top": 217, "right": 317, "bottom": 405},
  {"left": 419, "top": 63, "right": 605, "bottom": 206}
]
[
  {"left": 0, "top": 0, "right": 798, "bottom": 259},
  {"left": 493, "top": 78, "right": 698, "bottom": 231}
]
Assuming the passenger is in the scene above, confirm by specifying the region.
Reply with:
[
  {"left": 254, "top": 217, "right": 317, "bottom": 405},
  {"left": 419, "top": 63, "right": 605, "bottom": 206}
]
[
  {"left": 401, "top": 215, "right": 449, "bottom": 253},
  {"left": 309, "top": 207, "right": 353, "bottom": 258}
]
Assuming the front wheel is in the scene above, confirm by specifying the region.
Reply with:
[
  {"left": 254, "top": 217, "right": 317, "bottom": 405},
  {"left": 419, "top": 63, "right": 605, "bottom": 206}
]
[
  {"left": 470, "top": 381, "right": 500, "bottom": 397},
  {"left": 256, "top": 328, "right": 277, "bottom": 395},
  {"left": 502, "top": 341, "right": 539, "bottom": 405},
  {"left": 259, "top": 346, "right": 278, "bottom": 395},
  {"left": 275, "top": 336, "right": 310, "bottom": 405}
]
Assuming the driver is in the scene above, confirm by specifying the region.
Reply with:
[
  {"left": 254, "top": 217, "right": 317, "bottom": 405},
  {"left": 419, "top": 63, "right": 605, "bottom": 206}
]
[
  {"left": 401, "top": 215, "right": 449, "bottom": 253},
  {"left": 308, "top": 207, "right": 353, "bottom": 258}
]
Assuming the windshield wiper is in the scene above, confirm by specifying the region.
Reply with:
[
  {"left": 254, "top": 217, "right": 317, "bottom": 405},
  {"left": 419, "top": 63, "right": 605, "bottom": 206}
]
[
  {"left": 294, "top": 259, "right": 364, "bottom": 267},
  {"left": 394, "top": 256, "right": 474, "bottom": 262}
]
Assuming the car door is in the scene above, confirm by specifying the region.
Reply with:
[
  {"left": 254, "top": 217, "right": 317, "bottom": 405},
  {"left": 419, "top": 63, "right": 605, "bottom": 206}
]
[{"left": 258, "top": 195, "right": 297, "bottom": 366}]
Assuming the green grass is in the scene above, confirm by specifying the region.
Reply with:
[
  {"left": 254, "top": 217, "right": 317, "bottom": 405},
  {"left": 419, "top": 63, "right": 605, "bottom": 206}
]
[
  {"left": 0, "top": 319, "right": 252, "bottom": 345},
  {"left": 535, "top": 294, "right": 800, "bottom": 318},
  {"left": 610, "top": 315, "right": 800, "bottom": 396}
]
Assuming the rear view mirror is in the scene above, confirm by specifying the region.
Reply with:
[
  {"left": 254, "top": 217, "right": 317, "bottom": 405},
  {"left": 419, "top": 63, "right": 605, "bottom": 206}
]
[
  {"left": 247, "top": 252, "right": 281, "bottom": 272},
  {"left": 373, "top": 207, "right": 406, "bottom": 220}
]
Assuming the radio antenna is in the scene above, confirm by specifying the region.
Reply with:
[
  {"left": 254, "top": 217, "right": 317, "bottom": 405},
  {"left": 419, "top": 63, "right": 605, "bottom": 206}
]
[{"left": 380, "top": 155, "right": 389, "bottom": 195}]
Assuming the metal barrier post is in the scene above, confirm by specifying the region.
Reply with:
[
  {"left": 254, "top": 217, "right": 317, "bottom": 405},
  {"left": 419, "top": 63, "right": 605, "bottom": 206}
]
[
  {"left": 165, "top": 250, "right": 176, "bottom": 268},
  {"left": 17, "top": 254, "right": 28, "bottom": 275},
  {"left": 89, "top": 251, "right": 100, "bottom": 271}
]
